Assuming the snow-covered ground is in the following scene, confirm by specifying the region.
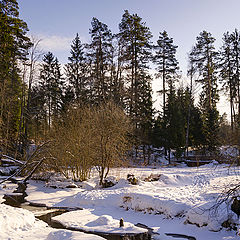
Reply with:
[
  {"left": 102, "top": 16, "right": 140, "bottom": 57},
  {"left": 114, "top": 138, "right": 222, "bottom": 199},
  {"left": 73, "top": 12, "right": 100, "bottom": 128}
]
[
  {"left": 0, "top": 163, "right": 240, "bottom": 239},
  {"left": 0, "top": 204, "right": 105, "bottom": 240}
]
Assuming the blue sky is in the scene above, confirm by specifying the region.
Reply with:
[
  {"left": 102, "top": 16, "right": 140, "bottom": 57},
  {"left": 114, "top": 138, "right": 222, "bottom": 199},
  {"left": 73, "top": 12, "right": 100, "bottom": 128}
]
[
  {"left": 18, "top": 0, "right": 240, "bottom": 72},
  {"left": 18, "top": 0, "right": 240, "bottom": 115}
]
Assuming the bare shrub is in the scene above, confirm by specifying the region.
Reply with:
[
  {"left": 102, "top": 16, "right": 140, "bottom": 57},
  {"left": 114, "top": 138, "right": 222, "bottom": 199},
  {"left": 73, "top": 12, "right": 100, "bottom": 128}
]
[
  {"left": 92, "top": 102, "right": 131, "bottom": 185},
  {"left": 48, "top": 102, "right": 131, "bottom": 183},
  {"left": 48, "top": 107, "right": 94, "bottom": 181}
]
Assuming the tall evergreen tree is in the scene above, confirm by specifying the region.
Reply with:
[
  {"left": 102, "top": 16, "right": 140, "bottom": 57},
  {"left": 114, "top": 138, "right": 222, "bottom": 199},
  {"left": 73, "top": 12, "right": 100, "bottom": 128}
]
[
  {"left": 153, "top": 87, "right": 204, "bottom": 162},
  {"left": 87, "top": 17, "right": 113, "bottom": 103},
  {"left": 0, "top": 0, "right": 31, "bottom": 154},
  {"left": 153, "top": 31, "right": 179, "bottom": 116},
  {"left": 219, "top": 31, "right": 236, "bottom": 132},
  {"left": 230, "top": 30, "right": 240, "bottom": 126},
  {"left": 189, "top": 31, "right": 220, "bottom": 151},
  {"left": 118, "top": 10, "right": 154, "bottom": 156},
  {"left": 118, "top": 10, "right": 153, "bottom": 121},
  {"left": 136, "top": 71, "right": 153, "bottom": 163},
  {"left": 65, "top": 33, "right": 89, "bottom": 105},
  {"left": 39, "top": 52, "right": 63, "bottom": 130}
]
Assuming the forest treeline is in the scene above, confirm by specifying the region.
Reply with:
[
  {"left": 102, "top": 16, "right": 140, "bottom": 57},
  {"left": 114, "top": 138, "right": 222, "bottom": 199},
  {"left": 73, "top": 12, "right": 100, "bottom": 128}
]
[{"left": 0, "top": 0, "right": 240, "bottom": 165}]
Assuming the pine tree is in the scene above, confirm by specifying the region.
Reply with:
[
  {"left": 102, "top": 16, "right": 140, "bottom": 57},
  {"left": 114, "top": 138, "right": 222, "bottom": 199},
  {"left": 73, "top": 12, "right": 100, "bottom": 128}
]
[
  {"left": 189, "top": 31, "right": 220, "bottom": 151},
  {"left": 87, "top": 17, "right": 113, "bottom": 103},
  {"left": 229, "top": 30, "right": 240, "bottom": 131},
  {"left": 118, "top": 10, "right": 153, "bottom": 119},
  {"left": 154, "top": 31, "right": 179, "bottom": 116},
  {"left": 65, "top": 33, "right": 89, "bottom": 105},
  {"left": 219, "top": 31, "right": 236, "bottom": 132},
  {"left": 118, "top": 10, "right": 154, "bottom": 158},
  {"left": 0, "top": 0, "right": 31, "bottom": 154}
]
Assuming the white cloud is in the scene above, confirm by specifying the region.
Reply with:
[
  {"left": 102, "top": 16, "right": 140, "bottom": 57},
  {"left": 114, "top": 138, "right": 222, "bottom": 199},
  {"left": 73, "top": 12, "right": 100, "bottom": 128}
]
[{"left": 38, "top": 35, "right": 72, "bottom": 52}]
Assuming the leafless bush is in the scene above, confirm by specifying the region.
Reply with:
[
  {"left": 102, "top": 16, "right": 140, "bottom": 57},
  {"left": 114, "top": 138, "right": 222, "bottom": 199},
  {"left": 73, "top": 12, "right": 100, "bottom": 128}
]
[
  {"left": 92, "top": 102, "right": 131, "bottom": 185},
  {"left": 48, "top": 102, "right": 131, "bottom": 183},
  {"left": 48, "top": 107, "right": 94, "bottom": 181}
]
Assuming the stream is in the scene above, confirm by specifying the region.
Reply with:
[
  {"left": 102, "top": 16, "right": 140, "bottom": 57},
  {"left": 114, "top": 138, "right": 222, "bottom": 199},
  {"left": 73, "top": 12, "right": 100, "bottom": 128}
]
[
  {"left": 2, "top": 181, "right": 196, "bottom": 240},
  {"left": 2, "top": 181, "right": 152, "bottom": 240}
]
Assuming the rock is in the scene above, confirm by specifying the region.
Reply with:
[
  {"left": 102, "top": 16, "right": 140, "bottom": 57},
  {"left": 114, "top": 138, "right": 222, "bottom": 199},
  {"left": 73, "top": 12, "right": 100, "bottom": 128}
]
[
  {"left": 14, "top": 182, "right": 27, "bottom": 193},
  {"left": 231, "top": 197, "right": 240, "bottom": 217},
  {"left": 144, "top": 174, "right": 161, "bottom": 182},
  {"left": 52, "top": 210, "right": 151, "bottom": 240},
  {"left": 102, "top": 176, "right": 117, "bottom": 188},
  {"left": 135, "top": 223, "right": 158, "bottom": 236},
  {"left": 46, "top": 180, "right": 78, "bottom": 189},
  {"left": 13, "top": 182, "right": 28, "bottom": 198},
  {"left": 3, "top": 193, "right": 25, "bottom": 206},
  {"left": 127, "top": 174, "right": 138, "bottom": 185},
  {"left": 221, "top": 219, "right": 237, "bottom": 231}
]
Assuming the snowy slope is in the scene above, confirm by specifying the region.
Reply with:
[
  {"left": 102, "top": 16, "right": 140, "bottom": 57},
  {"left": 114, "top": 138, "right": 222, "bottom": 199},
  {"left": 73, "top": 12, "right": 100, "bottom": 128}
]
[
  {"left": 23, "top": 163, "right": 240, "bottom": 239},
  {"left": 0, "top": 163, "right": 239, "bottom": 239}
]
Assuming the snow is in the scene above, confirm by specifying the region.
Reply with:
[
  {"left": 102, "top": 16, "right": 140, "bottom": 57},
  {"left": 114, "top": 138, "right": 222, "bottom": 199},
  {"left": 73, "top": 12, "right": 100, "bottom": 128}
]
[
  {"left": 0, "top": 163, "right": 240, "bottom": 239},
  {"left": 48, "top": 164, "right": 239, "bottom": 232},
  {"left": 0, "top": 204, "right": 105, "bottom": 240},
  {"left": 52, "top": 209, "right": 147, "bottom": 234},
  {"left": 0, "top": 204, "right": 48, "bottom": 240}
]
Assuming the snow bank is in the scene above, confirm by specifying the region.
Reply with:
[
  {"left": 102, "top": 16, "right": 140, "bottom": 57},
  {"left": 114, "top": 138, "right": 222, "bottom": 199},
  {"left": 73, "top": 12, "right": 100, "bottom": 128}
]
[
  {"left": 186, "top": 201, "right": 238, "bottom": 231},
  {"left": 0, "top": 204, "right": 38, "bottom": 232},
  {"left": 122, "top": 193, "right": 188, "bottom": 217},
  {"left": 54, "top": 179, "right": 132, "bottom": 209},
  {"left": 52, "top": 209, "right": 147, "bottom": 234},
  {"left": 0, "top": 204, "right": 48, "bottom": 240},
  {"left": 0, "top": 204, "right": 106, "bottom": 240}
]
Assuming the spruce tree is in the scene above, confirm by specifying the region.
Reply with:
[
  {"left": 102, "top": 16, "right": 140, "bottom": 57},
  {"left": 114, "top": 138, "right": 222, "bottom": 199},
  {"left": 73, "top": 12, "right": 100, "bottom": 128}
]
[
  {"left": 153, "top": 86, "right": 204, "bottom": 162},
  {"left": 65, "top": 33, "right": 89, "bottom": 104},
  {"left": 39, "top": 52, "right": 63, "bottom": 130},
  {"left": 136, "top": 71, "right": 153, "bottom": 163}
]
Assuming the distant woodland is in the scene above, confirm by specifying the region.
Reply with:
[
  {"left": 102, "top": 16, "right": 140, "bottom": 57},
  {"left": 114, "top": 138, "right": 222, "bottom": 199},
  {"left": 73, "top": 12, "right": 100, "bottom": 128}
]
[{"left": 0, "top": 0, "right": 240, "bottom": 169}]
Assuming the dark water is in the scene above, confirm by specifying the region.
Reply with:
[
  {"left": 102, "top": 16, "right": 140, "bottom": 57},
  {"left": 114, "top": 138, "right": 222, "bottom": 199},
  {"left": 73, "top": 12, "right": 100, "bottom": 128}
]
[{"left": 20, "top": 202, "right": 69, "bottom": 228}]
